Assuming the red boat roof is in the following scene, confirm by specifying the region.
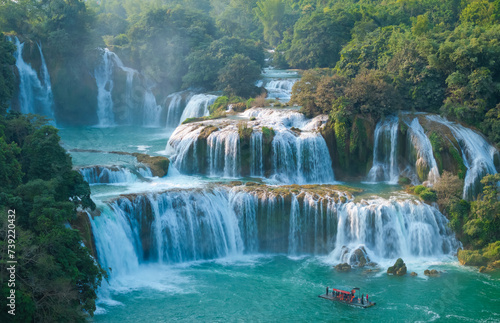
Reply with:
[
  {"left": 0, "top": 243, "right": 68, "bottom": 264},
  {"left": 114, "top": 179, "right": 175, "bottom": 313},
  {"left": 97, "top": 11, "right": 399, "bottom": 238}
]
[{"left": 330, "top": 288, "right": 352, "bottom": 294}]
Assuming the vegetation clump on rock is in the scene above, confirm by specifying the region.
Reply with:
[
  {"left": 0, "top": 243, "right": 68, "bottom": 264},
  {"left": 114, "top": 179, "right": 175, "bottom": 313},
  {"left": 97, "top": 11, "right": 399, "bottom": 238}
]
[{"left": 387, "top": 258, "right": 407, "bottom": 276}]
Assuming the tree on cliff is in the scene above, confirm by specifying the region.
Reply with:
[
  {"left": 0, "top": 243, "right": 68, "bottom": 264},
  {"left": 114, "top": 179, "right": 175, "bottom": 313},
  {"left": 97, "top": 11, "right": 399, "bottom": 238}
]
[
  {"left": 217, "top": 54, "right": 262, "bottom": 98},
  {"left": 0, "top": 34, "right": 104, "bottom": 322}
]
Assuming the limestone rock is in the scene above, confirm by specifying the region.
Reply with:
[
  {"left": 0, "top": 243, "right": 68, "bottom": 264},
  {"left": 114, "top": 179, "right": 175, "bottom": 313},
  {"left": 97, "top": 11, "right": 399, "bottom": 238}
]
[
  {"left": 424, "top": 269, "right": 440, "bottom": 276},
  {"left": 335, "top": 263, "right": 352, "bottom": 272},
  {"left": 132, "top": 153, "right": 170, "bottom": 177},
  {"left": 387, "top": 258, "right": 407, "bottom": 276}
]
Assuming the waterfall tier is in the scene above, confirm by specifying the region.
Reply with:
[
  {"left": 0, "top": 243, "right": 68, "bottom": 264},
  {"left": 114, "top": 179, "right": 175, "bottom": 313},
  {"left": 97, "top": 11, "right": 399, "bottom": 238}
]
[
  {"left": 425, "top": 115, "right": 499, "bottom": 199},
  {"left": 366, "top": 113, "right": 499, "bottom": 199},
  {"left": 167, "top": 108, "right": 334, "bottom": 183},
  {"left": 11, "top": 37, "right": 55, "bottom": 121},
  {"left": 367, "top": 116, "right": 399, "bottom": 183},
  {"left": 78, "top": 165, "right": 152, "bottom": 184},
  {"left": 178, "top": 94, "right": 218, "bottom": 125},
  {"left": 90, "top": 185, "right": 459, "bottom": 277}
]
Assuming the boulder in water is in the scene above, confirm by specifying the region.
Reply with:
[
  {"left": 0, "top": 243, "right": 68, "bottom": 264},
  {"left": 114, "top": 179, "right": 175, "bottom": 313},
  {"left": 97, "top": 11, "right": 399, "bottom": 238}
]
[
  {"left": 133, "top": 153, "right": 170, "bottom": 177},
  {"left": 424, "top": 269, "right": 440, "bottom": 276},
  {"left": 335, "top": 263, "right": 352, "bottom": 272},
  {"left": 410, "top": 272, "right": 418, "bottom": 276},
  {"left": 387, "top": 258, "right": 407, "bottom": 276}
]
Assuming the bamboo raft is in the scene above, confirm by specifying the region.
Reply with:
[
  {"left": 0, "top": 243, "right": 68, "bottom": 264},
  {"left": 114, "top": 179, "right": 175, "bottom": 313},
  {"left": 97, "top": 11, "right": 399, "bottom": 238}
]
[{"left": 319, "top": 287, "right": 376, "bottom": 308}]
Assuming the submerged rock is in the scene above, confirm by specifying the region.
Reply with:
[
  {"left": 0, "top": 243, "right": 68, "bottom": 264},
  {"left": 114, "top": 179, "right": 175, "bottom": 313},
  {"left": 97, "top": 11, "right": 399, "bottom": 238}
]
[
  {"left": 387, "top": 258, "right": 407, "bottom": 276},
  {"left": 424, "top": 269, "right": 440, "bottom": 276},
  {"left": 132, "top": 153, "right": 170, "bottom": 177},
  {"left": 335, "top": 263, "right": 352, "bottom": 272},
  {"left": 340, "top": 246, "right": 371, "bottom": 267}
]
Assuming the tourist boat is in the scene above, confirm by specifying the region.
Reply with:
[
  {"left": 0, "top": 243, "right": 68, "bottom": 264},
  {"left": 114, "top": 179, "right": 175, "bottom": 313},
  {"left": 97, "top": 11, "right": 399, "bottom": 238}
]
[{"left": 319, "top": 287, "right": 376, "bottom": 308}]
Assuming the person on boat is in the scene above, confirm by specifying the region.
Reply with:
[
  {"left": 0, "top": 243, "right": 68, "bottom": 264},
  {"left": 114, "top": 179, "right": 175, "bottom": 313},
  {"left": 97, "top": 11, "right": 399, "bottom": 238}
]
[
  {"left": 326, "top": 287, "right": 329, "bottom": 295},
  {"left": 366, "top": 294, "right": 369, "bottom": 303},
  {"left": 361, "top": 294, "right": 364, "bottom": 305}
]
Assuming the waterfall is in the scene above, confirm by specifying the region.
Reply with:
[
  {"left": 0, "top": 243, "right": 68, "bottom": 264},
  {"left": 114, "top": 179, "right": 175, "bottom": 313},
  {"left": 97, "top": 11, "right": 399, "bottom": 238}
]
[
  {"left": 250, "top": 131, "right": 263, "bottom": 177},
  {"left": 11, "top": 37, "right": 55, "bottom": 120},
  {"left": 95, "top": 49, "right": 138, "bottom": 126},
  {"left": 142, "top": 88, "right": 162, "bottom": 127},
  {"left": 367, "top": 116, "right": 399, "bottom": 183},
  {"left": 165, "top": 92, "right": 185, "bottom": 128},
  {"left": 264, "top": 79, "right": 298, "bottom": 102},
  {"left": 329, "top": 198, "right": 457, "bottom": 263},
  {"left": 272, "top": 130, "right": 335, "bottom": 184},
  {"left": 168, "top": 125, "right": 335, "bottom": 183},
  {"left": 405, "top": 118, "right": 440, "bottom": 185},
  {"left": 89, "top": 205, "right": 141, "bottom": 276},
  {"left": 207, "top": 127, "right": 240, "bottom": 178},
  {"left": 95, "top": 49, "right": 116, "bottom": 126},
  {"left": 242, "top": 108, "right": 307, "bottom": 128},
  {"left": 89, "top": 187, "right": 459, "bottom": 277},
  {"left": 426, "top": 115, "right": 498, "bottom": 200},
  {"left": 78, "top": 165, "right": 152, "bottom": 184},
  {"left": 178, "top": 94, "right": 218, "bottom": 125}
]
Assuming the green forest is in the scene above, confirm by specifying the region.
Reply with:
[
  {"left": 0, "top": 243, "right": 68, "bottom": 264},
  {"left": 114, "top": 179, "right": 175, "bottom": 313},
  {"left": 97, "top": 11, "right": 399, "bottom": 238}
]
[{"left": 1, "top": 0, "right": 500, "bottom": 321}]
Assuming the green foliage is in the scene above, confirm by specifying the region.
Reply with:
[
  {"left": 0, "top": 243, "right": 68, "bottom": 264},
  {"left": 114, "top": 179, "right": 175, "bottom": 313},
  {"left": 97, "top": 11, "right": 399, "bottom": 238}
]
[
  {"left": 218, "top": 54, "right": 261, "bottom": 98},
  {"left": 0, "top": 114, "right": 103, "bottom": 322},
  {"left": 128, "top": 7, "right": 216, "bottom": 88},
  {"left": 262, "top": 126, "right": 275, "bottom": 142},
  {"left": 436, "top": 24, "right": 500, "bottom": 126},
  {"left": 209, "top": 96, "right": 229, "bottom": 114},
  {"left": 429, "top": 132, "right": 444, "bottom": 172},
  {"left": 286, "top": 10, "right": 355, "bottom": 69},
  {"left": 465, "top": 174, "right": 500, "bottom": 247},
  {"left": 254, "top": 0, "right": 287, "bottom": 46},
  {"left": 0, "top": 34, "right": 15, "bottom": 115},
  {"left": 414, "top": 185, "right": 427, "bottom": 195},
  {"left": 183, "top": 36, "right": 264, "bottom": 91},
  {"left": 419, "top": 188, "right": 437, "bottom": 202},
  {"left": 0, "top": 136, "right": 22, "bottom": 190},
  {"left": 238, "top": 121, "right": 253, "bottom": 140},
  {"left": 482, "top": 103, "right": 500, "bottom": 146}
]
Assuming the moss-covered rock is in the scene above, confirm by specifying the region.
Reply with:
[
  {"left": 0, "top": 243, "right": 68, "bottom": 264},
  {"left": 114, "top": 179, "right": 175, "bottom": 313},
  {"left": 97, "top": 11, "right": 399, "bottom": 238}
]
[
  {"left": 424, "top": 269, "right": 440, "bottom": 276},
  {"left": 458, "top": 242, "right": 500, "bottom": 272},
  {"left": 335, "top": 263, "right": 352, "bottom": 272},
  {"left": 71, "top": 211, "right": 98, "bottom": 259},
  {"left": 132, "top": 153, "right": 170, "bottom": 177},
  {"left": 387, "top": 258, "right": 407, "bottom": 276}
]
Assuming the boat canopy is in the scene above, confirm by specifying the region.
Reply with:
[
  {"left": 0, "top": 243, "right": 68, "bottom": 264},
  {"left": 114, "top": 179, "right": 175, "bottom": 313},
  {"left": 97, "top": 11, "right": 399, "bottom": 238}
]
[{"left": 330, "top": 288, "right": 352, "bottom": 294}]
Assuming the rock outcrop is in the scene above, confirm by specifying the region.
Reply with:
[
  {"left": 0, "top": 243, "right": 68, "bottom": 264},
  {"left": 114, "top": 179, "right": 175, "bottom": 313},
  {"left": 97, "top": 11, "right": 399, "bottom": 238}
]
[
  {"left": 335, "top": 263, "right": 352, "bottom": 272},
  {"left": 387, "top": 258, "right": 407, "bottom": 276}
]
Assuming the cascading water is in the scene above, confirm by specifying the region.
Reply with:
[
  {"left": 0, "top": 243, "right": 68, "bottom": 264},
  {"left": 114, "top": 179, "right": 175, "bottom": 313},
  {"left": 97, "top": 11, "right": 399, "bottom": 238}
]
[
  {"left": 78, "top": 165, "right": 152, "bottom": 184},
  {"left": 271, "top": 130, "right": 335, "bottom": 184},
  {"left": 11, "top": 37, "right": 55, "bottom": 120},
  {"left": 90, "top": 187, "right": 458, "bottom": 278},
  {"left": 95, "top": 49, "right": 140, "bottom": 126},
  {"left": 367, "top": 116, "right": 399, "bottom": 183},
  {"left": 242, "top": 108, "right": 307, "bottom": 128},
  {"left": 250, "top": 131, "right": 263, "bottom": 177},
  {"left": 426, "top": 115, "right": 498, "bottom": 199},
  {"left": 404, "top": 117, "right": 441, "bottom": 184},
  {"left": 264, "top": 79, "right": 298, "bottom": 102},
  {"left": 95, "top": 49, "right": 116, "bottom": 126},
  {"left": 168, "top": 125, "right": 335, "bottom": 183},
  {"left": 329, "top": 198, "right": 457, "bottom": 264},
  {"left": 178, "top": 94, "right": 218, "bottom": 125},
  {"left": 142, "top": 88, "right": 162, "bottom": 127},
  {"left": 207, "top": 127, "right": 240, "bottom": 178},
  {"left": 165, "top": 92, "right": 185, "bottom": 128}
]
